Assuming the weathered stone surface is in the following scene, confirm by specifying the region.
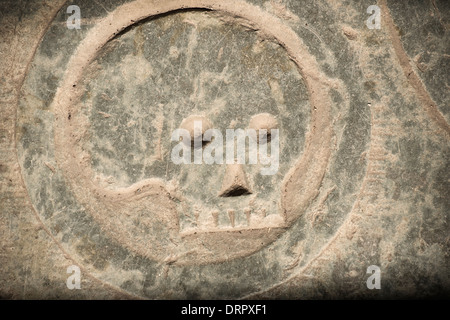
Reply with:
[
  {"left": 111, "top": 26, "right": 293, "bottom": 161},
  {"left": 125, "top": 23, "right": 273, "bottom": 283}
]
[{"left": 0, "top": 0, "right": 448, "bottom": 299}]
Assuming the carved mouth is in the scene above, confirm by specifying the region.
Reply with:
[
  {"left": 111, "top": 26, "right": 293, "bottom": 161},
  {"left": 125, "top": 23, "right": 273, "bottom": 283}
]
[
  {"left": 178, "top": 182, "right": 286, "bottom": 236},
  {"left": 179, "top": 206, "right": 286, "bottom": 237}
]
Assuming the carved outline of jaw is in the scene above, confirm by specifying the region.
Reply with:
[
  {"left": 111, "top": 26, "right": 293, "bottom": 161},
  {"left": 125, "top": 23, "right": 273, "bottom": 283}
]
[{"left": 53, "top": 0, "right": 335, "bottom": 265}]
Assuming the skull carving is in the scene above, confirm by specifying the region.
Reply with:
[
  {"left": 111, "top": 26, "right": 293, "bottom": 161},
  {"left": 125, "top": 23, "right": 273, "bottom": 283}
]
[{"left": 49, "top": 4, "right": 334, "bottom": 265}]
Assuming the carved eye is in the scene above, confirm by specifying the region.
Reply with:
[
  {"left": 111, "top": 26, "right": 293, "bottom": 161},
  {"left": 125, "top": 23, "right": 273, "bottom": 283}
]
[
  {"left": 179, "top": 115, "right": 213, "bottom": 148},
  {"left": 249, "top": 113, "right": 278, "bottom": 143}
]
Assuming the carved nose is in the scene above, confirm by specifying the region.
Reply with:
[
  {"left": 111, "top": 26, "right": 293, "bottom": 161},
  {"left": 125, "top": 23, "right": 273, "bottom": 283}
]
[{"left": 218, "top": 164, "right": 252, "bottom": 197}]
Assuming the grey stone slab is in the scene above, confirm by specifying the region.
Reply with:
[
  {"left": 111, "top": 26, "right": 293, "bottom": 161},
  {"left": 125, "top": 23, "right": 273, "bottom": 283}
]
[{"left": 0, "top": 0, "right": 448, "bottom": 299}]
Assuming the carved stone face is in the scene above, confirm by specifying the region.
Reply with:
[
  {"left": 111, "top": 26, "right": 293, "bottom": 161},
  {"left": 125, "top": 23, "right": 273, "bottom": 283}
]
[{"left": 81, "top": 11, "right": 310, "bottom": 241}]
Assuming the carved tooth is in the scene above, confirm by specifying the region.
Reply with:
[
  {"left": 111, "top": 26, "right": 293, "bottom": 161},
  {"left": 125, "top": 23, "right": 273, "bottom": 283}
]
[
  {"left": 227, "top": 209, "right": 235, "bottom": 228},
  {"left": 211, "top": 210, "right": 219, "bottom": 227},
  {"left": 194, "top": 206, "right": 200, "bottom": 225},
  {"left": 244, "top": 208, "right": 251, "bottom": 225},
  {"left": 261, "top": 208, "right": 266, "bottom": 218}
]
